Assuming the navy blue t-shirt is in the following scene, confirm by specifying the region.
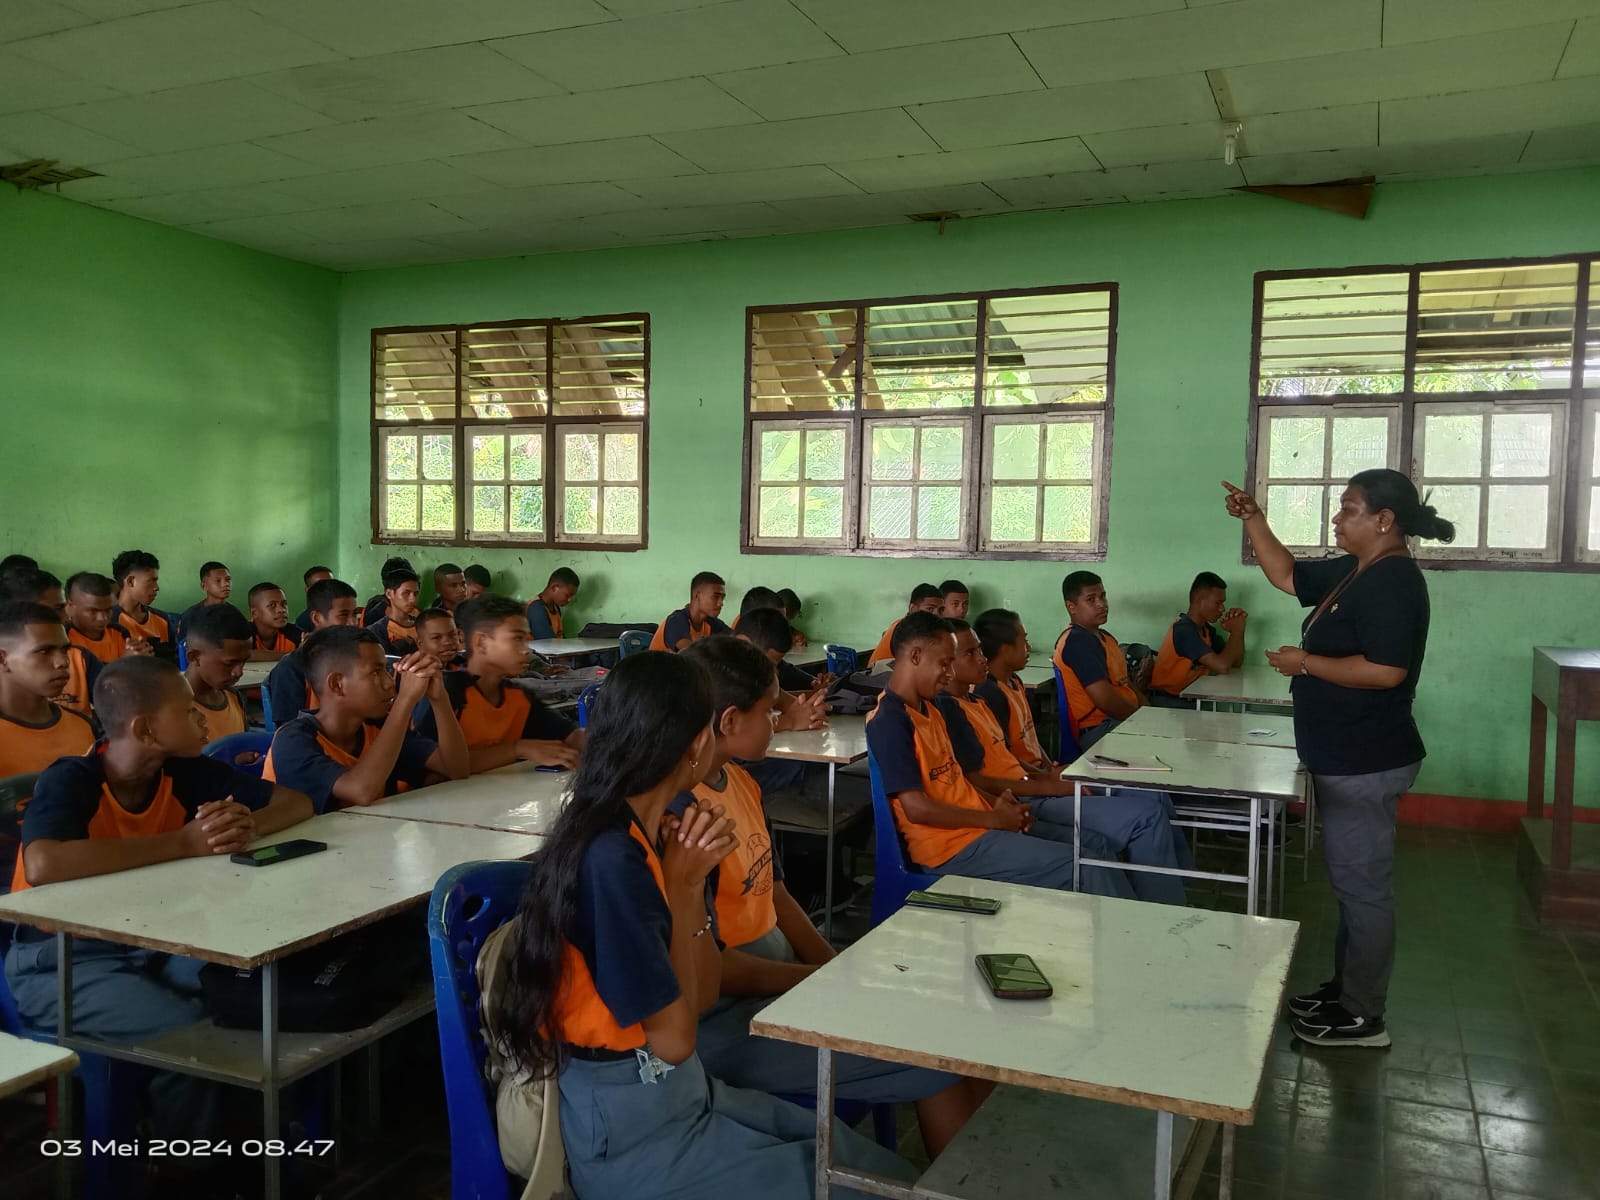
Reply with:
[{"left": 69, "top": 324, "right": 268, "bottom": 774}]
[
  {"left": 865, "top": 690, "right": 929, "bottom": 797},
  {"left": 265, "top": 650, "right": 309, "bottom": 728},
  {"left": 266, "top": 714, "right": 436, "bottom": 813},
  {"left": 933, "top": 693, "right": 986, "bottom": 774},
  {"left": 1172, "top": 614, "right": 1225, "bottom": 664},
  {"left": 570, "top": 820, "right": 682, "bottom": 1030},
  {"left": 661, "top": 608, "right": 729, "bottom": 648},
  {"left": 526, "top": 600, "right": 557, "bottom": 641}
]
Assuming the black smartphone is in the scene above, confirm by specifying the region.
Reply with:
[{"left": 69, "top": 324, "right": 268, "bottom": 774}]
[
  {"left": 904, "top": 890, "right": 1001, "bottom": 916},
  {"left": 230, "top": 839, "right": 328, "bottom": 867},
  {"left": 975, "top": 953, "right": 1053, "bottom": 999}
]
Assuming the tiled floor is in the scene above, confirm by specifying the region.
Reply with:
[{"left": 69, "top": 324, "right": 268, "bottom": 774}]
[{"left": 8, "top": 823, "right": 1600, "bottom": 1199}]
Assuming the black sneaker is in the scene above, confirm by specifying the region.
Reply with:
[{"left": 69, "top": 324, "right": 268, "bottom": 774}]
[
  {"left": 1286, "top": 980, "right": 1340, "bottom": 1018},
  {"left": 1291, "top": 1001, "right": 1390, "bottom": 1048}
]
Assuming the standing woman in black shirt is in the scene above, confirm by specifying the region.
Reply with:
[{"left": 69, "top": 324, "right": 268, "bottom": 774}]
[{"left": 1223, "top": 469, "right": 1453, "bottom": 1048}]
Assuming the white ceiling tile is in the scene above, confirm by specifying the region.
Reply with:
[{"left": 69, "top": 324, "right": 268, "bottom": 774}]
[
  {"left": 49, "top": 79, "right": 332, "bottom": 154},
  {"left": 588, "top": 202, "right": 784, "bottom": 237},
  {"left": 272, "top": 199, "right": 479, "bottom": 241},
  {"left": 0, "top": 1, "right": 95, "bottom": 41},
  {"left": 1522, "top": 121, "right": 1600, "bottom": 161},
  {"left": 1085, "top": 105, "right": 1376, "bottom": 168},
  {"left": 182, "top": 211, "right": 336, "bottom": 254},
  {"left": 0, "top": 51, "right": 123, "bottom": 115},
  {"left": 712, "top": 36, "right": 1041, "bottom": 122},
  {"left": 7, "top": 1, "right": 342, "bottom": 93},
  {"left": 1219, "top": 23, "right": 1572, "bottom": 116},
  {"left": 428, "top": 182, "right": 649, "bottom": 224},
  {"left": 984, "top": 173, "right": 1129, "bottom": 208},
  {"left": 1381, "top": 75, "right": 1600, "bottom": 143},
  {"left": 255, "top": 110, "right": 525, "bottom": 171},
  {"left": 239, "top": 0, "right": 613, "bottom": 57},
  {"left": 1015, "top": 0, "right": 1382, "bottom": 87},
  {"left": 53, "top": 1, "right": 204, "bottom": 19},
  {"left": 1560, "top": 17, "right": 1600, "bottom": 76},
  {"left": 268, "top": 160, "right": 503, "bottom": 206},
  {"left": 490, "top": 0, "right": 842, "bottom": 92},
  {"left": 833, "top": 139, "right": 1098, "bottom": 191},
  {"left": 612, "top": 165, "right": 859, "bottom": 205},
  {"left": 446, "top": 136, "right": 703, "bottom": 186},
  {"left": 1098, "top": 159, "right": 1246, "bottom": 196},
  {"left": 792, "top": 0, "right": 1183, "bottom": 53},
  {"left": 1383, "top": 0, "right": 1600, "bottom": 46},
  {"left": 659, "top": 108, "right": 938, "bottom": 171},
  {"left": 0, "top": 110, "right": 143, "bottom": 163},
  {"left": 466, "top": 77, "right": 760, "bottom": 146},
  {"left": 59, "top": 141, "right": 325, "bottom": 198},
  {"left": 309, "top": 237, "right": 470, "bottom": 270},
  {"left": 1238, "top": 133, "right": 1529, "bottom": 185},
  {"left": 594, "top": 0, "right": 727, "bottom": 14},
  {"left": 95, "top": 183, "right": 315, "bottom": 223},
  {"left": 417, "top": 223, "right": 625, "bottom": 258},
  {"left": 248, "top": 44, "right": 563, "bottom": 124},
  {"left": 764, "top": 183, "right": 1010, "bottom": 222},
  {"left": 909, "top": 73, "right": 1218, "bottom": 151}
]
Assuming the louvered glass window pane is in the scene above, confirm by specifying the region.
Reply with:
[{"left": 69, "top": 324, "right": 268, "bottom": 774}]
[
  {"left": 1415, "top": 262, "right": 1577, "bottom": 391},
  {"left": 1258, "top": 273, "right": 1408, "bottom": 396},
  {"left": 553, "top": 318, "right": 646, "bottom": 415},
  {"left": 985, "top": 291, "right": 1112, "bottom": 406},
  {"left": 864, "top": 300, "right": 977, "bottom": 410},
  {"left": 463, "top": 325, "right": 547, "bottom": 417},
  {"left": 749, "top": 308, "right": 858, "bottom": 412},
  {"left": 374, "top": 330, "right": 457, "bottom": 419}
]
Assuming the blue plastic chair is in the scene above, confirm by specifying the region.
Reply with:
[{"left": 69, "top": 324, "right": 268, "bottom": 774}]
[
  {"left": 617, "top": 629, "right": 651, "bottom": 658},
  {"left": 176, "top": 639, "right": 188, "bottom": 671},
  {"left": 202, "top": 731, "right": 274, "bottom": 778},
  {"left": 259, "top": 680, "right": 276, "bottom": 733},
  {"left": 867, "top": 755, "right": 937, "bottom": 927},
  {"left": 575, "top": 682, "right": 603, "bottom": 729},
  {"left": 823, "top": 643, "right": 859, "bottom": 676},
  {"left": 429, "top": 860, "right": 532, "bottom": 1200},
  {"left": 1051, "top": 665, "right": 1084, "bottom": 764}
]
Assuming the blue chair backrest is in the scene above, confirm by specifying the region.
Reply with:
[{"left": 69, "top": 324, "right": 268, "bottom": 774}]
[
  {"left": 259, "top": 679, "right": 276, "bottom": 733},
  {"left": 824, "top": 643, "right": 859, "bottom": 676},
  {"left": 575, "top": 682, "right": 603, "bottom": 729},
  {"left": 617, "top": 629, "right": 651, "bottom": 658},
  {"left": 176, "top": 639, "right": 188, "bottom": 671},
  {"left": 202, "top": 731, "right": 274, "bottom": 778},
  {"left": 428, "top": 859, "right": 535, "bottom": 1200},
  {"left": 1052, "top": 665, "right": 1084, "bottom": 764},
  {"left": 866, "top": 753, "right": 937, "bottom": 927}
]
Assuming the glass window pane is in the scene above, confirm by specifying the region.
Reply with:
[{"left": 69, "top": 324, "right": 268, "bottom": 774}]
[
  {"left": 760, "top": 429, "right": 801, "bottom": 483},
  {"left": 1423, "top": 413, "right": 1482, "bottom": 478},
  {"left": 420, "top": 484, "right": 454, "bottom": 532},
  {"left": 1258, "top": 273, "right": 1408, "bottom": 397},
  {"left": 1589, "top": 485, "right": 1600, "bottom": 552},
  {"left": 917, "top": 486, "right": 961, "bottom": 540},
  {"left": 920, "top": 426, "right": 964, "bottom": 481},
  {"left": 1487, "top": 484, "right": 1548, "bottom": 549},
  {"left": 1489, "top": 412, "right": 1551, "bottom": 478},
  {"left": 758, "top": 486, "right": 800, "bottom": 538},
  {"left": 868, "top": 485, "right": 913, "bottom": 539},
  {"left": 985, "top": 291, "right": 1111, "bottom": 406},
  {"left": 870, "top": 427, "right": 914, "bottom": 481},
  {"left": 990, "top": 486, "right": 1038, "bottom": 541},
  {"left": 385, "top": 484, "right": 418, "bottom": 531},
  {"left": 472, "top": 435, "right": 505, "bottom": 482},
  {"left": 865, "top": 299, "right": 977, "bottom": 410},
  {"left": 565, "top": 432, "right": 599, "bottom": 482},
  {"left": 564, "top": 486, "right": 598, "bottom": 534},
  {"left": 1043, "top": 485, "right": 1093, "bottom": 543},
  {"left": 385, "top": 434, "right": 418, "bottom": 482},
  {"left": 509, "top": 485, "right": 544, "bottom": 534},
  {"left": 748, "top": 307, "right": 858, "bottom": 412},
  {"left": 991, "top": 423, "right": 1040, "bottom": 481},
  {"left": 1267, "top": 416, "right": 1325, "bottom": 478},
  {"left": 604, "top": 432, "right": 639, "bottom": 482},
  {"left": 804, "top": 486, "right": 844, "bottom": 539},
  {"left": 422, "top": 434, "right": 453, "bottom": 481},
  {"left": 1329, "top": 416, "right": 1389, "bottom": 477},
  {"left": 1428, "top": 484, "right": 1481, "bottom": 548},
  {"left": 472, "top": 484, "right": 505, "bottom": 533},
  {"left": 1045, "top": 420, "right": 1094, "bottom": 479},
  {"left": 509, "top": 434, "right": 542, "bottom": 481},
  {"left": 604, "top": 486, "right": 640, "bottom": 536},
  {"left": 1266, "top": 484, "right": 1324, "bottom": 546},
  {"left": 805, "top": 428, "right": 845, "bottom": 481},
  {"left": 1327, "top": 485, "right": 1343, "bottom": 542}
]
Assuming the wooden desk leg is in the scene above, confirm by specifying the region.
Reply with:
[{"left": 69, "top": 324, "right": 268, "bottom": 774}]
[
  {"left": 1553, "top": 713, "right": 1577, "bottom": 872},
  {"left": 1528, "top": 696, "right": 1547, "bottom": 818}
]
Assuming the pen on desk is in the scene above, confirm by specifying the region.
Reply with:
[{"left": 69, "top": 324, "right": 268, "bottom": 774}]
[{"left": 1093, "top": 755, "right": 1129, "bottom": 767}]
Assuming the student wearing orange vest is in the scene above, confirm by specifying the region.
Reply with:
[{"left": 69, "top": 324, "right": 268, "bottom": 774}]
[
  {"left": 1052, "top": 570, "right": 1148, "bottom": 749},
  {"left": 65, "top": 571, "right": 139, "bottom": 664},
  {"left": 266, "top": 577, "right": 365, "bottom": 725},
  {"left": 1, "top": 570, "right": 99, "bottom": 716},
  {"left": 866, "top": 582, "right": 944, "bottom": 665},
  {"left": 649, "top": 570, "right": 730, "bottom": 651},
  {"left": 110, "top": 549, "right": 174, "bottom": 658},
  {"left": 1149, "top": 571, "right": 1248, "bottom": 705},
  {"left": 489, "top": 651, "right": 912, "bottom": 1199},
  {"left": 0, "top": 600, "right": 96, "bottom": 781},
  {"left": 183, "top": 603, "right": 253, "bottom": 750},
  {"left": 246, "top": 582, "right": 302, "bottom": 660},
  {"left": 866, "top": 612, "right": 1134, "bottom": 897}
]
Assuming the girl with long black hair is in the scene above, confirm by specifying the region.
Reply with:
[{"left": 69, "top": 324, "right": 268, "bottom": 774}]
[{"left": 493, "top": 651, "right": 912, "bottom": 1198}]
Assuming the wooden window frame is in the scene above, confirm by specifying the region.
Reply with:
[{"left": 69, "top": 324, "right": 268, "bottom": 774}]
[
  {"left": 1253, "top": 404, "right": 1403, "bottom": 554},
  {"left": 1245, "top": 254, "right": 1600, "bottom": 572},
  {"left": 553, "top": 423, "right": 646, "bottom": 546},
  {"left": 748, "top": 419, "right": 853, "bottom": 549},
  {"left": 741, "top": 283, "right": 1117, "bottom": 561},
  {"left": 465, "top": 426, "right": 547, "bottom": 543},
  {"left": 979, "top": 411, "right": 1106, "bottom": 553},
  {"left": 370, "top": 313, "right": 649, "bottom": 551},
  {"left": 859, "top": 417, "right": 972, "bottom": 550}
]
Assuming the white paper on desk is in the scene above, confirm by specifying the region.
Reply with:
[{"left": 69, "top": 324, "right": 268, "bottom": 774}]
[
  {"left": 1088, "top": 754, "right": 1173, "bottom": 772},
  {"left": 1248, "top": 729, "right": 1275, "bottom": 737}
]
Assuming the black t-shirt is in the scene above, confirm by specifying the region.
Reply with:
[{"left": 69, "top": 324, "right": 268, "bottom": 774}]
[{"left": 1291, "top": 554, "right": 1430, "bottom": 776}]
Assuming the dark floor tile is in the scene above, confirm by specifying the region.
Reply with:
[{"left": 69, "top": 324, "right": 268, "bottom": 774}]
[
  {"left": 1460, "top": 1030, "right": 1544, "bottom": 1064},
  {"left": 1457, "top": 1007, "right": 1531, "bottom": 1037},
  {"left": 1471, "top": 1082, "right": 1563, "bottom": 1123},
  {"left": 1466, "top": 1056, "right": 1553, "bottom": 1089},
  {"left": 1551, "top": 1067, "right": 1600, "bottom": 1102},
  {"left": 1297, "top": 1083, "right": 1384, "bottom": 1123},
  {"left": 1384, "top": 1069, "right": 1474, "bottom": 1110},
  {"left": 1292, "top": 1113, "right": 1384, "bottom": 1158},
  {"left": 1299, "top": 1052, "right": 1387, "bottom": 1092},
  {"left": 1284, "top": 1147, "right": 1384, "bottom": 1197},
  {"left": 1224, "top": 1136, "right": 1289, "bottom": 1184},
  {"left": 1191, "top": 1174, "right": 1279, "bottom": 1200},
  {"left": 1483, "top": 1148, "right": 1599, "bottom": 1199},
  {"left": 1389, "top": 1044, "right": 1470, "bottom": 1078},
  {"left": 1385, "top": 1098, "right": 1480, "bottom": 1146},
  {"left": 1386, "top": 1172, "right": 1491, "bottom": 1200},
  {"left": 1476, "top": 1115, "right": 1591, "bottom": 1159},
  {"left": 1386, "top": 1132, "right": 1488, "bottom": 1185}
]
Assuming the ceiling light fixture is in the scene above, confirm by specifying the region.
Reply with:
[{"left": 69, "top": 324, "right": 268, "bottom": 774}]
[{"left": 1223, "top": 122, "right": 1243, "bottom": 167}]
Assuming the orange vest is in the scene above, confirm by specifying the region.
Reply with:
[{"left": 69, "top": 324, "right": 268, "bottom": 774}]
[
  {"left": 456, "top": 683, "right": 534, "bottom": 748},
  {"left": 1053, "top": 626, "right": 1137, "bottom": 734},
  {"left": 56, "top": 647, "right": 96, "bottom": 716},
  {"left": 117, "top": 607, "right": 170, "bottom": 645},
  {"left": 194, "top": 690, "right": 248, "bottom": 744},
  {"left": 992, "top": 674, "right": 1047, "bottom": 769},
  {"left": 0, "top": 705, "right": 96, "bottom": 780},
  {"left": 952, "top": 694, "right": 1026, "bottom": 782},
  {"left": 262, "top": 723, "right": 412, "bottom": 809},
  {"left": 10, "top": 770, "right": 187, "bottom": 893},
  {"left": 1151, "top": 619, "right": 1217, "bottom": 696},
  {"left": 68, "top": 626, "right": 124, "bottom": 665},
  {"left": 541, "top": 601, "right": 564, "bottom": 639},
  {"left": 254, "top": 629, "right": 297, "bottom": 655},
  {"left": 648, "top": 610, "right": 717, "bottom": 653},
  {"left": 869, "top": 693, "right": 987, "bottom": 869},
  {"left": 868, "top": 618, "right": 902, "bottom": 665},
  {"left": 695, "top": 763, "right": 776, "bottom": 948}
]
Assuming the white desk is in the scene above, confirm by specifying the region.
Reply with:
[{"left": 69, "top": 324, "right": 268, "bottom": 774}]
[
  {"left": 1122, "top": 707, "right": 1297, "bottom": 750},
  {"left": 1061, "top": 731, "right": 1307, "bottom": 915},
  {"left": 340, "top": 760, "right": 566, "bottom": 835},
  {"left": 529, "top": 637, "right": 616, "bottom": 659},
  {"left": 1017, "top": 662, "right": 1054, "bottom": 689},
  {"left": 0, "top": 813, "right": 534, "bottom": 1200},
  {"left": 237, "top": 660, "right": 273, "bottom": 690},
  {"left": 783, "top": 646, "right": 827, "bottom": 669},
  {"left": 1182, "top": 665, "right": 1292, "bottom": 710},
  {"left": 765, "top": 716, "right": 867, "bottom": 941},
  {"left": 0, "top": 1031, "right": 78, "bottom": 1099},
  {"left": 751, "top": 876, "right": 1298, "bottom": 1200}
]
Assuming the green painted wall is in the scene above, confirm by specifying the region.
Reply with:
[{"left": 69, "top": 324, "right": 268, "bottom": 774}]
[
  {"left": 335, "top": 167, "right": 1600, "bottom": 804},
  {"left": 1, "top": 188, "right": 339, "bottom": 607}
]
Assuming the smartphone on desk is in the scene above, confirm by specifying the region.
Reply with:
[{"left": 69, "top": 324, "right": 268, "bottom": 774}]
[
  {"left": 904, "top": 890, "right": 1001, "bottom": 916},
  {"left": 975, "top": 952, "right": 1053, "bottom": 999},
  {"left": 230, "top": 839, "right": 327, "bottom": 867}
]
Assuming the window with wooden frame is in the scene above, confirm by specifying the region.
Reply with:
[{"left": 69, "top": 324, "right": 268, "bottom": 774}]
[
  {"left": 1247, "top": 256, "right": 1600, "bottom": 568},
  {"left": 371, "top": 314, "right": 647, "bottom": 549},
  {"left": 743, "top": 285, "right": 1116, "bottom": 558}
]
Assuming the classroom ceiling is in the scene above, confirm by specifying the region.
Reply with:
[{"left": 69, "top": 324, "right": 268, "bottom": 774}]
[{"left": 3, "top": 0, "right": 1600, "bottom": 271}]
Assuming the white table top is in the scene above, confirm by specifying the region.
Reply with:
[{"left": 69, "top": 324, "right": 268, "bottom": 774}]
[
  {"left": 0, "top": 812, "right": 535, "bottom": 968},
  {"left": 341, "top": 760, "right": 566, "bottom": 835},
  {"left": 530, "top": 637, "right": 616, "bottom": 658},
  {"left": 237, "top": 660, "right": 273, "bottom": 689},
  {"left": 783, "top": 646, "right": 827, "bottom": 667},
  {"left": 1122, "top": 707, "right": 1298, "bottom": 750},
  {"left": 1017, "top": 663, "right": 1054, "bottom": 688},
  {"left": 1060, "top": 730, "right": 1306, "bottom": 802},
  {"left": 0, "top": 1032, "right": 78, "bottom": 1099},
  {"left": 1182, "top": 665, "right": 1293, "bottom": 708},
  {"left": 750, "top": 876, "right": 1298, "bottom": 1124},
  {"left": 765, "top": 715, "right": 867, "bottom": 765}
]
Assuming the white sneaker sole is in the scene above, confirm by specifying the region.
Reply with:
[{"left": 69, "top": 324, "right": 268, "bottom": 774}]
[{"left": 1292, "top": 1024, "right": 1391, "bottom": 1048}]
